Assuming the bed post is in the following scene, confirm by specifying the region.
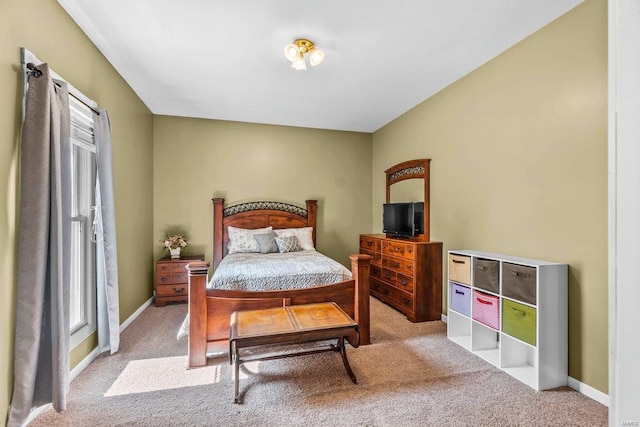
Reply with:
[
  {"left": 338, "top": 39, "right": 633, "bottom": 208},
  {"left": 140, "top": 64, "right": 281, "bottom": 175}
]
[
  {"left": 187, "top": 261, "right": 210, "bottom": 367},
  {"left": 305, "top": 200, "right": 317, "bottom": 247},
  {"left": 213, "top": 198, "right": 224, "bottom": 269},
  {"left": 350, "top": 254, "right": 371, "bottom": 345}
]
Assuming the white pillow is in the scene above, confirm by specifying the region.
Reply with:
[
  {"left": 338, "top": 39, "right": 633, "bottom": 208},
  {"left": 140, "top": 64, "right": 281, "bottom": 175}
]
[
  {"left": 227, "top": 226, "right": 273, "bottom": 254},
  {"left": 274, "top": 227, "right": 315, "bottom": 251}
]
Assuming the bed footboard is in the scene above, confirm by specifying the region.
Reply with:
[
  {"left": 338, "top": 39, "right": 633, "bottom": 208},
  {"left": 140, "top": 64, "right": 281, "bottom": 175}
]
[{"left": 186, "top": 254, "right": 371, "bottom": 368}]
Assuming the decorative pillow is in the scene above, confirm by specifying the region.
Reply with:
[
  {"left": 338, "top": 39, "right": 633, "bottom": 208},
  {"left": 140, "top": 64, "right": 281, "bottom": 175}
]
[
  {"left": 274, "top": 227, "right": 315, "bottom": 251},
  {"left": 227, "top": 226, "right": 273, "bottom": 254},
  {"left": 275, "top": 236, "right": 302, "bottom": 253},
  {"left": 253, "top": 232, "right": 279, "bottom": 254}
]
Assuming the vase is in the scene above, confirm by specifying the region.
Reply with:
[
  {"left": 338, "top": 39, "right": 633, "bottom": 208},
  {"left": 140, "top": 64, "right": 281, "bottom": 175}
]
[{"left": 170, "top": 247, "right": 181, "bottom": 259}]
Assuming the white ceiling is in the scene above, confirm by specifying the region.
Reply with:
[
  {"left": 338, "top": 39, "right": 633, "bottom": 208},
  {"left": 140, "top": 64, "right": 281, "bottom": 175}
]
[{"left": 57, "top": 0, "right": 583, "bottom": 133}]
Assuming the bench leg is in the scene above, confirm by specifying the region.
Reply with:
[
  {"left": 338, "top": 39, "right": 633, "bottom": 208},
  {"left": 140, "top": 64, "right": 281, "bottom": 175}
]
[
  {"left": 233, "top": 348, "right": 240, "bottom": 403},
  {"left": 338, "top": 337, "right": 357, "bottom": 384}
]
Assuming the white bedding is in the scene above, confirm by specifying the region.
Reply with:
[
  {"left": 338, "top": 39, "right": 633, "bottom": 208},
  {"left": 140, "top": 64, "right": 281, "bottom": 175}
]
[
  {"left": 176, "top": 251, "right": 352, "bottom": 339},
  {"left": 208, "top": 251, "right": 352, "bottom": 291}
]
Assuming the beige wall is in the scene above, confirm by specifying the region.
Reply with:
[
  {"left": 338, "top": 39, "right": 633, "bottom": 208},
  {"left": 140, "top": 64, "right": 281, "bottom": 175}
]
[
  {"left": 372, "top": 0, "right": 607, "bottom": 392},
  {"left": 153, "top": 116, "right": 372, "bottom": 267},
  {"left": 0, "top": 0, "right": 154, "bottom": 420}
]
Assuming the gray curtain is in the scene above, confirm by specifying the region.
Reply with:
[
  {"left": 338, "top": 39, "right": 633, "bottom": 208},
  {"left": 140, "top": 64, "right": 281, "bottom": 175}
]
[
  {"left": 8, "top": 65, "right": 71, "bottom": 427},
  {"left": 94, "top": 110, "right": 120, "bottom": 354}
]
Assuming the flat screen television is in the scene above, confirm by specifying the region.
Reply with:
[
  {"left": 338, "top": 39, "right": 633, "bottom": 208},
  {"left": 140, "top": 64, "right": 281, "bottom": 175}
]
[{"left": 383, "top": 202, "right": 424, "bottom": 238}]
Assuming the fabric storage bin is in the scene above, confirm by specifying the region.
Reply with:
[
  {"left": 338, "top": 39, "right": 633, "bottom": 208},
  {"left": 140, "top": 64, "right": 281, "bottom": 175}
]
[
  {"left": 449, "top": 254, "right": 471, "bottom": 285},
  {"left": 450, "top": 282, "right": 471, "bottom": 317},
  {"left": 472, "top": 291, "right": 500, "bottom": 329},
  {"left": 502, "top": 263, "right": 537, "bottom": 305},
  {"left": 502, "top": 299, "right": 537, "bottom": 346},
  {"left": 474, "top": 258, "right": 499, "bottom": 294}
]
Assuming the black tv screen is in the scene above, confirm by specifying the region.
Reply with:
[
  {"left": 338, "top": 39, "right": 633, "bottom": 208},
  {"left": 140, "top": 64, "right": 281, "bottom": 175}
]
[{"left": 383, "top": 202, "right": 423, "bottom": 238}]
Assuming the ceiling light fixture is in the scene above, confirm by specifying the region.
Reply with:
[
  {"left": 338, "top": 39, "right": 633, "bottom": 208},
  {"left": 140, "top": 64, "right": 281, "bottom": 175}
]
[{"left": 283, "top": 39, "right": 325, "bottom": 70}]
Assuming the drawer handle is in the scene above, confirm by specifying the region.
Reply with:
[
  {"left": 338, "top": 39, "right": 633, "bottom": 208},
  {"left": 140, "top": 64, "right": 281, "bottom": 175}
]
[
  {"left": 381, "top": 288, "right": 390, "bottom": 295},
  {"left": 452, "top": 259, "right": 466, "bottom": 264},
  {"left": 173, "top": 287, "right": 182, "bottom": 293},
  {"left": 161, "top": 277, "right": 167, "bottom": 282},
  {"left": 407, "top": 265, "right": 412, "bottom": 271},
  {"left": 384, "top": 273, "right": 393, "bottom": 280},
  {"left": 394, "top": 247, "right": 402, "bottom": 252},
  {"left": 511, "top": 271, "right": 530, "bottom": 278},
  {"left": 391, "top": 261, "right": 400, "bottom": 268},
  {"left": 455, "top": 290, "right": 464, "bottom": 295},
  {"left": 511, "top": 307, "right": 526, "bottom": 316},
  {"left": 402, "top": 297, "right": 411, "bottom": 306},
  {"left": 478, "top": 266, "right": 487, "bottom": 271},
  {"left": 366, "top": 241, "right": 373, "bottom": 247},
  {"left": 476, "top": 297, "right": 493, "bottom": 306},
  {"left": 400, "top": 279, "right": 408, "bottom": 286}
]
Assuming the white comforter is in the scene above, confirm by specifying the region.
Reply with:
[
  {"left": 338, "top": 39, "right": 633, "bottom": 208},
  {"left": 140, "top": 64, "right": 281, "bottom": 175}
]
[
  {"left": 176, "top": 251, "right": 352, "bottom": 339},
  {"left": 208, "top": 251, "right": 352, "bottom": 291}
]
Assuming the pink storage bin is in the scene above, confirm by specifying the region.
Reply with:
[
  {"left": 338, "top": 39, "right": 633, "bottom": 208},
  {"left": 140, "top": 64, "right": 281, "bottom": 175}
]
[{"left": 472, "top": 290, "right": 500, "bottom": 330}]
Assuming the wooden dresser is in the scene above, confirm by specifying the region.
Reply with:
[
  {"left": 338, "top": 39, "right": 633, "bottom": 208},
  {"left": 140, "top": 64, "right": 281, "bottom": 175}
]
[
  {"left": 155, "top": 255, "right": 204, "bottom": 307},
  {"left": 359, "top": 234, "right": 442, "bottom": 322}
]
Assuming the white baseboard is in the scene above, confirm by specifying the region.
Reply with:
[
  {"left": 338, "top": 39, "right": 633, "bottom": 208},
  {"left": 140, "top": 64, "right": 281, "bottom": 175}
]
[
  {"left": 120, "top": 296, "right": 154, "bottom": 333},
  {"left": 441, "top": 313, "right": 448, "bottom": 323},
  {"left": 568, "top": 376, "right": 610, "bottom": 407},
  {"left": 442, "top": 313, "right": 609, "bottom": 407},
  {"left": 70, "top": 347, "right": 100, "bottom": 382}
]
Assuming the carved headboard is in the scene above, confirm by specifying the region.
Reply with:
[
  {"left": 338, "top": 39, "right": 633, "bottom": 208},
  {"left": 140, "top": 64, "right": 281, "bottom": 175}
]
[{"left": 212, "top": 198, "right": 317, "bottom": 269}]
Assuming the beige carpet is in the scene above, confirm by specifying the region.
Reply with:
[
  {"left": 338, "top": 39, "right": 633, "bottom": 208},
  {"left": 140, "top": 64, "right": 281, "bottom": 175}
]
[{"left": 30, "top": 298, "right": 607, "bottom": 426}]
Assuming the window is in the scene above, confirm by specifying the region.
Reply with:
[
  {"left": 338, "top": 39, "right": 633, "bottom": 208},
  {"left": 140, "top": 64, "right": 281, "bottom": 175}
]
[{"left": 69, "top": 96, "right": 97, "bottom": 348}]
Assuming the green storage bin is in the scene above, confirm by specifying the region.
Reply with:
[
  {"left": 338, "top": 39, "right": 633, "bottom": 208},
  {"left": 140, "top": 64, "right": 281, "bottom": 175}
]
[{"left": 502, "top": 299, "right": 536, "bottom": 346}]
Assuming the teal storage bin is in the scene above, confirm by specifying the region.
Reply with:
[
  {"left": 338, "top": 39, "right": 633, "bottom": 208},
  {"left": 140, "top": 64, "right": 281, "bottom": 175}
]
[{"left": 502, "top": 299, "right": 536, "bottom": 346}]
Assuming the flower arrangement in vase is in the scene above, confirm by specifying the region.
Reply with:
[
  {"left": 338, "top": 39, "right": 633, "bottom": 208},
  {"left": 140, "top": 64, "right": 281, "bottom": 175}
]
[{"left": 162, "top": 233, "right": 188, "bottom": 259}]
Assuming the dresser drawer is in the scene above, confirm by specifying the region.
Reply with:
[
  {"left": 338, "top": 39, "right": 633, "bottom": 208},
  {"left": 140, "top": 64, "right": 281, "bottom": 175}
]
[
  {"left": 361, "top": 248, "right": 382, "bottom": 266},
  {"left": 381, "top": 268, "right": 397, "bottom": 285},
  {"left": 395, "top": 273, "right": 415, "bottom": 293},
  {"left": 360, "top": 236, "right": 381, "bottom": 252},
  {"left": 156, "top": 283, "right": 187, "bottom": 297},
  {"left": 370, "top": 264, "right": 382, "bottom": 280},
  {"left": 449, "top": 254, "right": 471, "bottom": 285},
  {"left": 370, "top": 278, "right": 414, "bottom": 313},
  {"left": 382, "top": 255, "right": 414, "bottom": 276},
  {"left": 382, "top": 241, "right": 415, "bottom": 260}
]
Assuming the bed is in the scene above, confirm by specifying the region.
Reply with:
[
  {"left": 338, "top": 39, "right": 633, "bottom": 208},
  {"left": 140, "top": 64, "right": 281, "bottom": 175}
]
[{"left": 185, "top": 198, "right": 371, "bottom": 368}]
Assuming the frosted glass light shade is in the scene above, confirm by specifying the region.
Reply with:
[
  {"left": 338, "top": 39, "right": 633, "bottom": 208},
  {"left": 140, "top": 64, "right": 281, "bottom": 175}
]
[
  {"left": 291, "top": 58, "right": 307, "bottom": 70},
  {"left": 284, "top": 44, "right": 299, "bottom": 62},
  {"left": 309, "top": 49, "right": 325, "bottom": 66}
]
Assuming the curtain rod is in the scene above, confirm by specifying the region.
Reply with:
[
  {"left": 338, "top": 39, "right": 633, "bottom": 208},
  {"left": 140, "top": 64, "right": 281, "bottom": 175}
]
[{"left": 26, "top": 63, "right": 101, "bottom": 116}]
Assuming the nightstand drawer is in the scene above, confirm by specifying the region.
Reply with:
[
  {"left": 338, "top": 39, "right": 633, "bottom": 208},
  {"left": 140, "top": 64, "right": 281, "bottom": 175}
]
[
  {"left": 156, "top": 284, "right": 187, "bottom": 297},
  {"left": 171, "top": 262, "right": 189, "bottom": 272},
  {"left": 156, "top": 273, "right": 174, "bottom": 284},
  {"left": 155, "top": 254, "right": 204, "bottom": 307},
  {"left": 156, "top": 264, "right": 172, "bottom": 274}
]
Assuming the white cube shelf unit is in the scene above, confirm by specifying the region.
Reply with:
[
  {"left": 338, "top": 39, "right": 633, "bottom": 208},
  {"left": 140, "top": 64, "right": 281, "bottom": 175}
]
[{"left": 447, "top": 250, "right": 568, "bottom": 391}]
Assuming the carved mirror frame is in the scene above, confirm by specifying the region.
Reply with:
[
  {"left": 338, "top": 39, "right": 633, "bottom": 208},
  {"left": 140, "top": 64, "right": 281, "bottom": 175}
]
[{"left": 385, "top": 158, "right": 431, "bottom": 241}]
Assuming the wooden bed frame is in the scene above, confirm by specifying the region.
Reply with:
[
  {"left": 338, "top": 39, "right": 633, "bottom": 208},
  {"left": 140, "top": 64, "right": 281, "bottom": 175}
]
[{"left": 186, "top": 198, "right": 371, "bottom": 368}]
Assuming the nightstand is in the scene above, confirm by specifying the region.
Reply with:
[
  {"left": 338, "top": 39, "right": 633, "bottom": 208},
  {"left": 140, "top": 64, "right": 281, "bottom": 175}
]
[{"left": 155, "top": 254, "right": 204, "bottom": 307}]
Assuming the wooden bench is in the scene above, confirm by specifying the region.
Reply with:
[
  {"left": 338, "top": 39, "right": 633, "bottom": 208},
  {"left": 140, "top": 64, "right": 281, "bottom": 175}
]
[{"left": 229, "top": 302, "right": 360, "bottom": 403}]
